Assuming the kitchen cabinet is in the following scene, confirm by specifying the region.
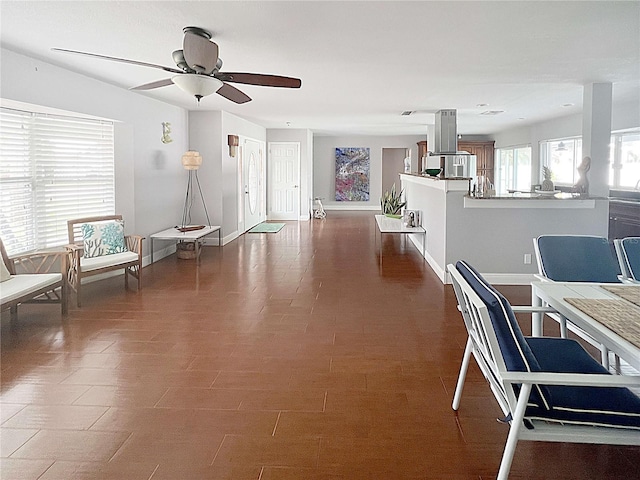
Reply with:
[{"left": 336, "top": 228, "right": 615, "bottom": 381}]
[
  {"left": 418, "top": 140, "right": 495, "bottom": 182},
  {"left": 609, "top": 200, "right": 640, "bottom": 240},
  {"left": 417, "top": 140, "right": 428, "bottom": 173},
  {"left": 458, "top": 141, "right": 495, "bottom": 184}
]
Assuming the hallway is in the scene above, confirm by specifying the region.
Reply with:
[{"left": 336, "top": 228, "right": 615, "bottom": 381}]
[{"left": 1, "top": 212, "right": 638, "bottom": 479}]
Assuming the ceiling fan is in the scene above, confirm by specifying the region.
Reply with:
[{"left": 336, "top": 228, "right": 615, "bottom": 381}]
[{"left": 52, "top": 26, "right": 302, "bottom": 104}]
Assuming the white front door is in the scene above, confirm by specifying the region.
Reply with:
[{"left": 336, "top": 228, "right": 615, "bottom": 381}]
[
  {"left": 268, "top": 142, "right": 300, "bottom": 220},
  {"left": 243, "top": 138, "right": 265, "bottom": 231}
]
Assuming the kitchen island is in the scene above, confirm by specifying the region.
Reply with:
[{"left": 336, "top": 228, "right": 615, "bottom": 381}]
[{"left": 400, "top": 173, "right": 609, "bottom": 284}]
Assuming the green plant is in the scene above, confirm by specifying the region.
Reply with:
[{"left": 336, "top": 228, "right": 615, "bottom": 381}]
[{"left": 380, "top": 184, "right": 406, "bottom": 215}]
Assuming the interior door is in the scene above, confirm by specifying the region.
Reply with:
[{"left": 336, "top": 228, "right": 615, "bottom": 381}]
[
  {"left": 268, "top": 142, "right": 300, "bottom": 220},
  {"left": 243, "top": 138, "right": 264, "bottom": 231}
]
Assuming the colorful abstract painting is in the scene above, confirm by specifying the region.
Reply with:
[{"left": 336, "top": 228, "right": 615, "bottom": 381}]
[{"left": 335, "top": 147, "right": 370, "bottom": 201}]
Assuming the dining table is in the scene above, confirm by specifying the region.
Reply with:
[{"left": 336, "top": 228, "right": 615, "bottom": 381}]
[{"left": 530, "top": 281, "right": 640, "bottom": 372}]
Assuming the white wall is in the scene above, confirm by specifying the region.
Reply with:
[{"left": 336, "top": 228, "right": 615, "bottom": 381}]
[
  {"left": 188, "top": 110, "right": 223, "bottom": 228},
  {"left": 189, "top": 110, "right": 266, "bottom": 242},
  {"left": 266, "top": 128, "right": 314, "bottom": 219},
  {"left": 492, "top": 99, "right": 640, "bottom": 183},
  {"left": 1, "top": 48, "right": 189, "bottom": 260},
  {"left": 313, "top": 135, "right": 425, "bottom": 209}
]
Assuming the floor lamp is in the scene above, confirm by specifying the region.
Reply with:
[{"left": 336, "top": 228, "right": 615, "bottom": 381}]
[{"left": 180, "top": 151, "right": 211, "bottom": 231}]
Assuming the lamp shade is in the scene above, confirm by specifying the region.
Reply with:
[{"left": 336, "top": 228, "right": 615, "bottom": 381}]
[
  {"left": 172, "top": 74, "right": 223, "bottom": 99},
  {"left": 181, "top": 151, "right": 203, "bottom": 170}
]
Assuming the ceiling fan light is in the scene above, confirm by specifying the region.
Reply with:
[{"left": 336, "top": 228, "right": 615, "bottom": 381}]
[{"left": 172, "top": 74, "right": 223, "bottom": 99}]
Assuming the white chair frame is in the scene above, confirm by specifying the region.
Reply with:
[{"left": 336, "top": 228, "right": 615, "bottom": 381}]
[
  {"left": 447, "top": 264, "right": 640, "bottom": 480},
  {"left": 614, "top": 237, "right": 640, "bottom": 283}
]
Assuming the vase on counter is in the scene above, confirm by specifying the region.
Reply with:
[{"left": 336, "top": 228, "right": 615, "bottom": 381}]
[{"left": 541, "top": 166, "right": 555, "bottom": 191}]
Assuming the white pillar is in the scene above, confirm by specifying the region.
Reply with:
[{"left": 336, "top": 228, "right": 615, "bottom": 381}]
[{"left": 582, "top": 83, "right": 612, "bottom": 197}]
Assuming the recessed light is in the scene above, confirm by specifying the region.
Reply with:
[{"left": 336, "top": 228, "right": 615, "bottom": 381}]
[
  {"left": 562, "top": 103, "right": 574, "bottom": 107},
  {"left": 517, "top": 117, "right": 525, "bottom": 120},
  {"left": 480, "top": 110, "right": 504, "bottom": 116},
  {"left": 476, "top": 103, "right": 488, "bottom": 107}
]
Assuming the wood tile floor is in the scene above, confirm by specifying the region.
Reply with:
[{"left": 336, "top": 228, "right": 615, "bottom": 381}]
[{"left": 1, "top": 212, "right": 638, "bottom": 479}]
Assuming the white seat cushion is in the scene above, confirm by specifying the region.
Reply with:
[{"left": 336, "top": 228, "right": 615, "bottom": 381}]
[
  {"left": 1, "top": 256, "right": 11, "bottom": 282},
  {"left": 80, "top": 251, "right": 139, "bottom": 272},
  {"left": 0, "top": 273, "right": 62, "bottom": 304}
]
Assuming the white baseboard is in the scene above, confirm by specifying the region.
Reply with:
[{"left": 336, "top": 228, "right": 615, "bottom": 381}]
[
  {"left": 324, "top": 205, "right": 380, "bottom": 211},
  {"left": 405, "top": 235, "right": 535, "bottom": 285}
]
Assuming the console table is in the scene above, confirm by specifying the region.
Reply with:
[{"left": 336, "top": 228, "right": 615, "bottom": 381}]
[
  {"left": 374, "top": 215, "right": 425, "bottom": 265},
  {"left": 150, "top": 226, "right": 221, "bottom": 263}
]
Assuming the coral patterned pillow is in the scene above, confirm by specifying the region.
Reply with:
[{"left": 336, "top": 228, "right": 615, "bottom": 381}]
[{"left": 81, "top": 220, "right": 128, "bottom": 258}]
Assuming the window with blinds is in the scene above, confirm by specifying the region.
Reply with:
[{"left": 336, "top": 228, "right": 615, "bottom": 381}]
[{"left": 0, "top": 107, "right": 115, "bottom": 255}]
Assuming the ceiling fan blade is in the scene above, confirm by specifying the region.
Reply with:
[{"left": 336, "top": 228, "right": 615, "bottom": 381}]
[
  {"left": 217, "top": 83, "right": 251, "bottom": 104},
  {"left": 183, "top": 32, "right": 219, "bottom": 75},
  {"left": 218, "top": 72, "right": 301, "bottom": 88},
  {"left": 52, "top": 48, "right": 183, "bottom": 74},
  {"left": 130, "top": 78, "right": 175, "bottom": 91}
]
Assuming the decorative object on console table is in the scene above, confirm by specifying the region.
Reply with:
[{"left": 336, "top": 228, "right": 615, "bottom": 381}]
[
  {"left": 380, "top": 184, "right": 406, "bottom": 218},
  {"left": 180, "top": 150, "right": 211, "bottom": 232},
  {"left": 403, "top": 209, "right": 420, "bottom": 228}
]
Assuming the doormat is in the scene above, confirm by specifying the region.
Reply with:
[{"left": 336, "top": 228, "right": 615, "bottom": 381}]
[{"left": 248, "top": 222, "right": 285, "bottom": 233}]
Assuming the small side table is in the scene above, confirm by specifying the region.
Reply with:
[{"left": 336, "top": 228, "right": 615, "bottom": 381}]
[
  {"left": 374, "top": 215, "right": 426, "bottom": 266},
  {"left": 150, "top": 226, "right": 221, "bottom": 263}
]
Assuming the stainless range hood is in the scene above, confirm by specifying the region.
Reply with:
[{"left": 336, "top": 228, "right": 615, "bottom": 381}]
[
  {"left": 426, "top": 109, "right": 476, "bottom": 178},
  {"left": 433, "top": 109, "right": 458, "bottom": 154},
  {"left": 431, "top": 108, "right": 473, "bottom": 155}
]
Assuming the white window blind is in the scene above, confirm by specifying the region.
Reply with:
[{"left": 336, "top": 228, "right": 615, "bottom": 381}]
[{"left": 0, "top": 107, "right": 115, "bottom": 255}]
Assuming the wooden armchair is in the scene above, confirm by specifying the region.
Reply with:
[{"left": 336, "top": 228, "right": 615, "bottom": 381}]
[
  {"left": 0, "top": 238, "right": 68, "bottom": 321},
  {"left": 66, "top": 215, "right": 143, "bottom": 307}
]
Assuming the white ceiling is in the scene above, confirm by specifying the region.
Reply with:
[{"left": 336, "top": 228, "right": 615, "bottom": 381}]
[{"left": 1, "top": 1, "right": 638, "bottom": 136}]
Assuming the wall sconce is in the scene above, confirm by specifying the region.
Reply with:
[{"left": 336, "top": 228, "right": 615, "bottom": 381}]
[{"left": 228, "top": 135, "right": 239, "bottom": 157}]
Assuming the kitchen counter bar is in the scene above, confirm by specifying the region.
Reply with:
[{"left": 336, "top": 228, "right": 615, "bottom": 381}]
[{"left": 399, "top": 173, "right": 609, "bottom": 284}]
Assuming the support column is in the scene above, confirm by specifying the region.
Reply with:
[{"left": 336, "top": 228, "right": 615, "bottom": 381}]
[{"left": 582, "top": 83, "right": 612, "bottom": 198}]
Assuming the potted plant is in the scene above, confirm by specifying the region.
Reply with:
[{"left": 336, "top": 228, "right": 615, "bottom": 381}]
[{"left": 380, "top": 184, "right": 406, "bottom": 218}]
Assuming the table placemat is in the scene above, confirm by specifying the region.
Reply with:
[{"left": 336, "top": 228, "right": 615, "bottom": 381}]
[
  {"left": 602, "top": 285, "right": 640, "bottom": 308},
  {"left": 564, "top": 297, "right": 640, "bottom": 350}
]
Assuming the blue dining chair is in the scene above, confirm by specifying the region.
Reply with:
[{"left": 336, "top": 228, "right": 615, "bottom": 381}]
[
  {"left": 448, "top": 260, "right": 640, "bottom": 480},
  {"left": 614, "top": 237, "right": 640, "bottom": 283},
  {"left": 532, "top": 235, "right": 622, "bottom": 367},
  {"left": 533, "top": 235, "right": 621, "bottom": 283}
]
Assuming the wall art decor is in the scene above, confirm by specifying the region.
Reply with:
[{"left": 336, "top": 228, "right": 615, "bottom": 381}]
[{"left": 335, "top": 147, "right": 370, "bottom": 201}]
